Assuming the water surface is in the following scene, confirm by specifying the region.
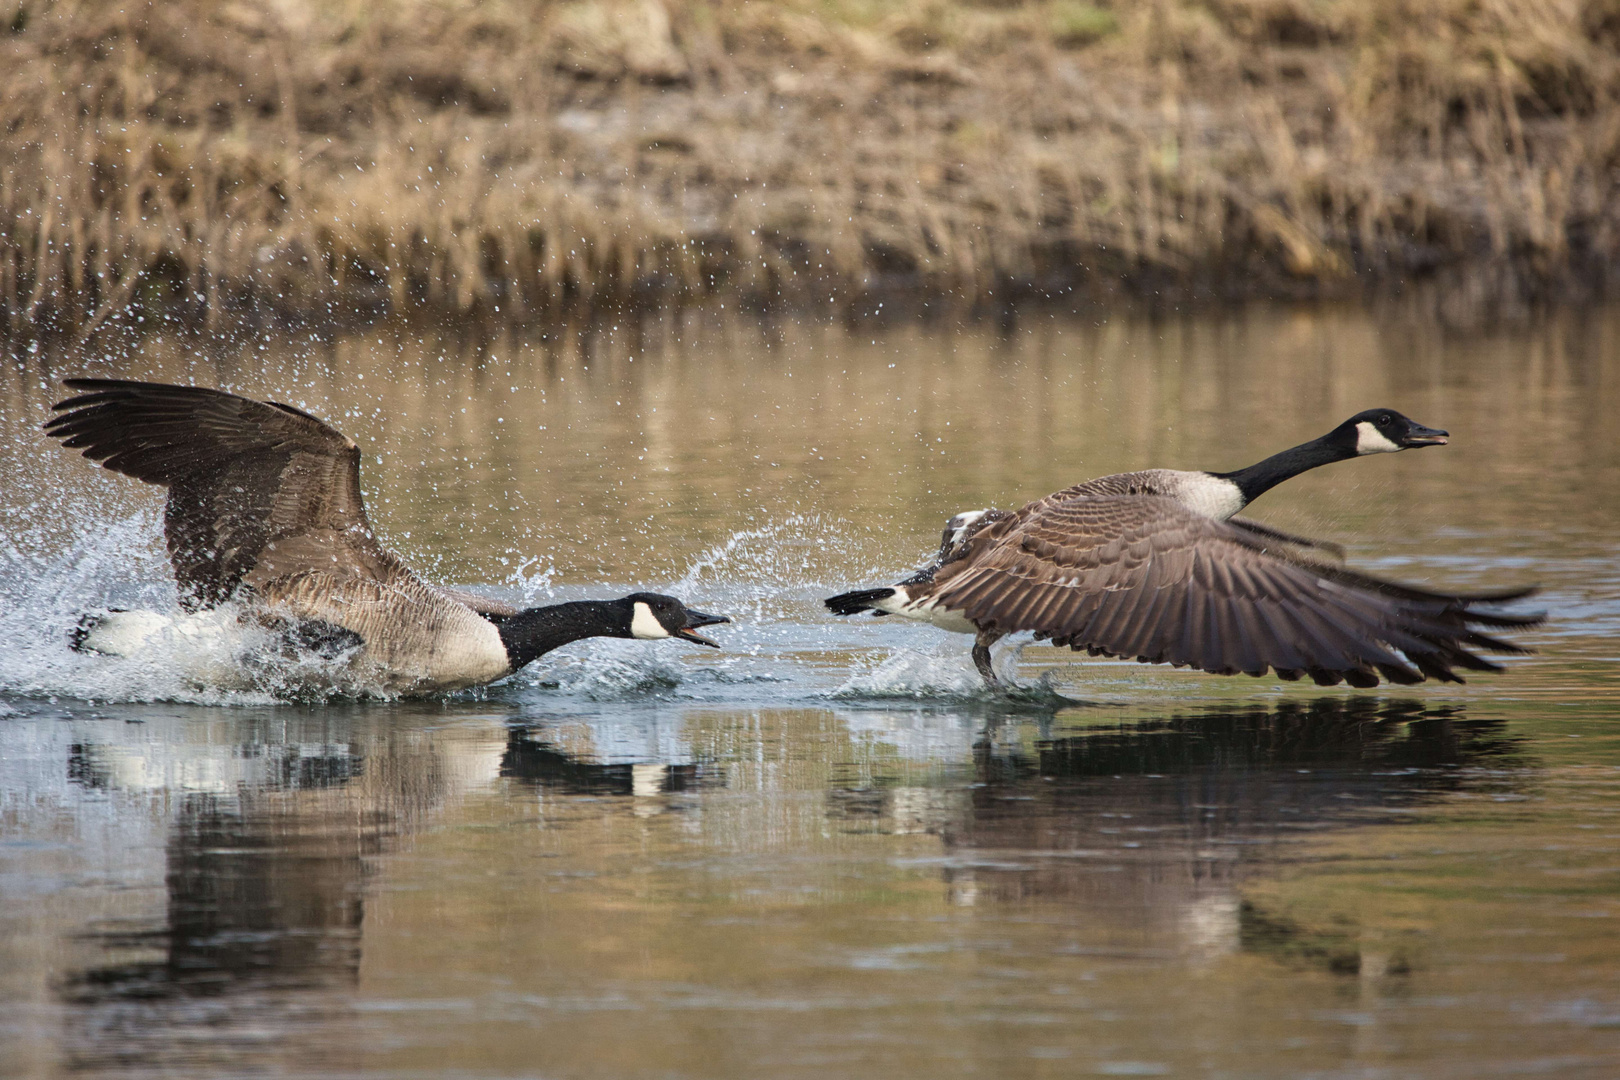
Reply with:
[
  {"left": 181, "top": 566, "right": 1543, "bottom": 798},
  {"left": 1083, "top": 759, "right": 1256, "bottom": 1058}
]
[{"left": 2, "top": 305, "right": 1617, "bottom": 1077}]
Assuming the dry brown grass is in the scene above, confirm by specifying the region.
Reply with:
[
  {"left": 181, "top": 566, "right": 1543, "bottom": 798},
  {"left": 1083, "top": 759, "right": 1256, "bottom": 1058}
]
[{"left": 2, "top": 0, "right": 1617, "bottom": 335}]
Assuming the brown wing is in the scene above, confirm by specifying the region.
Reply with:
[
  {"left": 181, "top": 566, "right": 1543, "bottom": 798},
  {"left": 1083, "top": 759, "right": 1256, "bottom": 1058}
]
[
  {"left": 1227, "top": 517, "right": 1347, "bottom": 564},
  {"left": 930, "top": 495, "right": 1541, "bottom": 687},
  {"left": 45, "top": 378, "right": 394, "bottom": 609}
]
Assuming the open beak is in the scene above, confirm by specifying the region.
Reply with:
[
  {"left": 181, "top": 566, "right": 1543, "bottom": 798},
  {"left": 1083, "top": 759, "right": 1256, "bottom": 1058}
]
[
  {"left": 675, "top": 609, "right": 730, "bottom": 648},
  {"left": 1403, "top": 423, "right": 1450, "bottom": 447}
]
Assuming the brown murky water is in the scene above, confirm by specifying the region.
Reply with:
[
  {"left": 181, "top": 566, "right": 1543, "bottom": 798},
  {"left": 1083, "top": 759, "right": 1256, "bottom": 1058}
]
[{"left": 1, "top": 304, "right": 1617, "bottom": 1077}]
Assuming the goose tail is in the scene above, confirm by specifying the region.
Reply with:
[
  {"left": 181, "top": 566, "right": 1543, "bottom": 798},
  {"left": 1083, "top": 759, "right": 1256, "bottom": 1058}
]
[
  {"left": 69, "top": 609, "right": 169, "bottom": 656},
  {"left": 825, "top": 587, "right": 898, "bottom": 616}
]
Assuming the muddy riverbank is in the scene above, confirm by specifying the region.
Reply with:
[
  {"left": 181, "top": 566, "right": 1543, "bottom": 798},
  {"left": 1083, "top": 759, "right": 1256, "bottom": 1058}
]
[{"left": 4, "top": 0, "right": 1618, "bottom": 336}]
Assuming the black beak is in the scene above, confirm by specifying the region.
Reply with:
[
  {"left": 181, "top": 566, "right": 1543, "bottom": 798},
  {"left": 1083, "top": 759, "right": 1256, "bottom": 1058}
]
[
  {"left": 675, "top": 608, "right": 729, "bottom": 648},
  {"left": 1402, "top": 423, "right": 1450, "bottom": 447}
]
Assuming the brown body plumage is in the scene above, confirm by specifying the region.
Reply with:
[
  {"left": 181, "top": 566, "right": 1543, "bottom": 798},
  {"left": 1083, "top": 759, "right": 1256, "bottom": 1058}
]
[{"left": 828, "top": 448, "right": 1541, "bottom": 689}]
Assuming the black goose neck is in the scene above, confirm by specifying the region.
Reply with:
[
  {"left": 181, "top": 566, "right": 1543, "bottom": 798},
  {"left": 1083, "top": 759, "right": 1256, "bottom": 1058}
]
[
  {"left": 1212, "top": 431, "right": 1356, "bottom": 507},
  {"left": 496, "top": 599, "right": 632, "bottom": 671}
]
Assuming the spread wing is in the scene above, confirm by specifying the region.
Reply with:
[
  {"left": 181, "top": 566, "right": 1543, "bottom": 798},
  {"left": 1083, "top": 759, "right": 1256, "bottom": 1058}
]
[
  {"left": 930, "top": 495, "right": 1541, "bottom": 686},
  {"left": 1227, "top": 517, "right": 1346, "bottom": 564},
  {"left": 45, "top": 378, "right": 398, "bottom": 609}
]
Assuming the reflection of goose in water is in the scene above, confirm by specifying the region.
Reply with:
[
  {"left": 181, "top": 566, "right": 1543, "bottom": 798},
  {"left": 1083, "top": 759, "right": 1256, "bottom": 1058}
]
[
  {"left": 58, "top": 792, "right": 370, "bottom": 996},
  {"left": 16, "top": 697, "right": 1533, "bottom": 1057},
  {"left": 500, "top": 726, "right": 709, "bottom": 797},
  {"left": 67, "top": 731, "right": 361, "bottom": 795},
  {"left": 45, "top": 379, "right": 728, "bottom": 693},
  {"left": 54, "top": 744, "right": 378, "bottom": 1068},
  {"left": 29, "top": 709, "right": 510, "bottom": 1073},
  {"left": 827, "top": 411, "right": 1541, "bottom": 687},
  {"left": 929, "top": 700, "right": 1523, "bottom": 963}
]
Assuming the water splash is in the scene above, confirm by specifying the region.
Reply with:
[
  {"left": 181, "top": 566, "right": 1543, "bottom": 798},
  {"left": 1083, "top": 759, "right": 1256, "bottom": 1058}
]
[
  {"left": 675, "top": 514, "right": 884, "bottom": 592},
  {"left": 0, "top": 509, "right": 214, "bottom": 703},
  {"left": 501, "top": 551, "right": 557, "bottom": 606},
  {"left": 0, "top": 504, "right": 1053, "bottom": 708},
  {"left": 0, "top": 505, "right": 747, "bottom": 704},
  {"left": 830, "top": 642, "right": 1077, "bottom": 707},
  {"left": 509, "top": 640, "right": 687, "bottom": 701},
  {"left": 0, "top": 509, "right": 426, "bottom": 704}
]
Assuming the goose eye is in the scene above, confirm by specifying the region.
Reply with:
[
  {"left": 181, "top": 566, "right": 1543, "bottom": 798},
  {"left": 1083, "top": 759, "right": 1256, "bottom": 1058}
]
[{"left": 1379, "top": 414, "right": 1392, "bottom": 425}]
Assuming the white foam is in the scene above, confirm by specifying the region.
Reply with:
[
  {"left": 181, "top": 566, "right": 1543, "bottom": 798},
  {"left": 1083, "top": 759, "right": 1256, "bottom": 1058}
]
[
  {"left": 0, "top": 511, "right": 397, "bottom": 704},
  {"left": 507, "top": 636, "right": 687, "bottom": 700},
  {"left": 676, "top": 514, "right": 878, "bottom": 591},
  {"left": 831, "top": 641, "right": 1029, "bottom": 699}
]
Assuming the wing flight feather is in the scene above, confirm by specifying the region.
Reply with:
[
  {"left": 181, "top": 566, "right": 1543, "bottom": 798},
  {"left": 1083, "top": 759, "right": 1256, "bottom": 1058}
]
[
  {"left": 929, "top": 495, "right": 1541, "bottom": 686},
  {"left": 46, "top": 379, "right": 386, "bottom": 609}
]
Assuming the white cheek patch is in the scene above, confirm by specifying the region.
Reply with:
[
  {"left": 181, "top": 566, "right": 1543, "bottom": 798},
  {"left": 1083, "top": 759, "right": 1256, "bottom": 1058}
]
[
  {"left": 1355, "top": 421, "right": 1403, "bottom": 454},
  {"left": 630, "top": 601, "right": 671, "bottom": 640},
  {"left": 947, "top": 508, "right": 991, "bottom": 547}
]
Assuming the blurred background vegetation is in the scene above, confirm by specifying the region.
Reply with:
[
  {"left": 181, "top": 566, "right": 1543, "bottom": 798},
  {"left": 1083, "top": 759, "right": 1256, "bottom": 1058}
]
[{"left": 3, "top": 0, "right": 1618, "bottom": 336}]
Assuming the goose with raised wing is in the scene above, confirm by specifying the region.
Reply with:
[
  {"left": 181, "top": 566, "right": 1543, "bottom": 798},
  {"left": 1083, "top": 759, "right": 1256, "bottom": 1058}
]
[
  {"left": 46, "top": 379, "right": 728, "bottom": 693},
  {"left": 826, "top": 410, "right": 1540, "bottom": 686}
]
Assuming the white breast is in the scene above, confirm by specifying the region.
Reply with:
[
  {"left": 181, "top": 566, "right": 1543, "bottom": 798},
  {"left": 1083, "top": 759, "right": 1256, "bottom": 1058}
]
[
  {"left": 407, "top": 616, "right": 511, "bottom": 691},
  {"left": 1166, "top": 472, "right": 1247, "bottom": 520},
  {"left": 350, "top": 601, "right": 510, "bottom": 692}
]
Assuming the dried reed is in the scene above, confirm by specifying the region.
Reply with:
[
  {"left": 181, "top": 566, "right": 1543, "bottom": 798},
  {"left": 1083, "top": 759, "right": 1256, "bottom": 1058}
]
[{"left": 2, "top": 0, "right": 1617, "bottom": 335}]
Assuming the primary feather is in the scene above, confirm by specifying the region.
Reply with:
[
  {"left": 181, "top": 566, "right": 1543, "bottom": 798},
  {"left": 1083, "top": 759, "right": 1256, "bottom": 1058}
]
[{"left": 45, "top": 379, "right": 726, "bottom": 693}]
